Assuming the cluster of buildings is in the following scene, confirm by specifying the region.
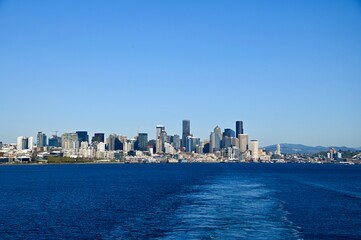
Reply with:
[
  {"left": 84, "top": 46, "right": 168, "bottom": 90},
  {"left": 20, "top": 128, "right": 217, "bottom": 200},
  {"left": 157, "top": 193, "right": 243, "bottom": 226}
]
[
  {"left": 1, "top": 120, "right": 357, "bottom": 164},
  {"left": 1, "top": 120, "right": 282, "bottom": 163}
]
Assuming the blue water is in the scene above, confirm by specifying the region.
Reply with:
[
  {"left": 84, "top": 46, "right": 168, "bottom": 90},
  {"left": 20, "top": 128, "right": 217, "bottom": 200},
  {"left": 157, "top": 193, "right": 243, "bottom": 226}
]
[{"left": 0, "top": 164, "right": 360, "bottom": 239}]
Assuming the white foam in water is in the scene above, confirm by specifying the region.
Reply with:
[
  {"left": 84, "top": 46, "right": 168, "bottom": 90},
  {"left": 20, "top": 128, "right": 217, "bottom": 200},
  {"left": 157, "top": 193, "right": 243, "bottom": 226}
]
[{"left": 161, "top": 175, "right": 302, "bottom": 240}]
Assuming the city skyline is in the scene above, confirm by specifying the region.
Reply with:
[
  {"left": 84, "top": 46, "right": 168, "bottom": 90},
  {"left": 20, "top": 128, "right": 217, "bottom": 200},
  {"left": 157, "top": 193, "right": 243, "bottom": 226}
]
[
  {"left": 3, "top": 119, "right": 361, "bottom": 149},
  {"left": 0, "top": 1, "right": 360, "bottom": 147}
]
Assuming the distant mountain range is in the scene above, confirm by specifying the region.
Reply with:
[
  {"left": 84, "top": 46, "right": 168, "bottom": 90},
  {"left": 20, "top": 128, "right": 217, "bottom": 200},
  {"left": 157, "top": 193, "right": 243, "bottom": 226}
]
[{"left": 263, "top": 143, "right": 361, "bottom": 154}]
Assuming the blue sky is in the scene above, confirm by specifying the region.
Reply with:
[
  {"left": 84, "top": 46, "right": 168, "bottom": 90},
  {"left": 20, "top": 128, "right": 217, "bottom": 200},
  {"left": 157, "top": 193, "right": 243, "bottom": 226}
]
[{"left": 0, "top": 0, "right": 360, "bottom": 147}]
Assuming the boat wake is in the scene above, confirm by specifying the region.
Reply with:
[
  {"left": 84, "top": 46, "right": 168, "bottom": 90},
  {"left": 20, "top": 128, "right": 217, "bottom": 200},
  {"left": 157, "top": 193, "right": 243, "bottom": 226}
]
[{"left": 161, "top": 174, "right": 302, "bottom": 240}]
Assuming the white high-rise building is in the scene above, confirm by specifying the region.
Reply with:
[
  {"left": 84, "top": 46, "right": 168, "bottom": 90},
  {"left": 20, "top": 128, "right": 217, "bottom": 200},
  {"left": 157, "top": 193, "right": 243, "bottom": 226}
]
[
  {"left": 97, "top": 142, "right": 106, "bottom": 152},
  {"left": 61, "top": 133, "right": 79, "bottom": 150},
  {"left": 28, "top": 137, "right": 33, "bottom": 150},
  {"left": 250, "top": 140, "right": 259, "bottom": 161},
  {"left": 276, "top": 144, "right": 281, "bottom": 155},
  {"left": 238, "top": 134, "right": 249, "bottom": 152},
  {"left": 17, "top": 136, "right": 24, "bottom": 150},
  {"left": 17, "top": 136, "right": 33, "bottom": 150}
]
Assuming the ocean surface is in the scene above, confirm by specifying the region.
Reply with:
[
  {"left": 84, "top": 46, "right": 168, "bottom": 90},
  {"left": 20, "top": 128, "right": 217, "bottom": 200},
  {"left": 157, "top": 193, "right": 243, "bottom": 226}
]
[{"left": 0, "top": 163, "right": 360, "bottom": 239}]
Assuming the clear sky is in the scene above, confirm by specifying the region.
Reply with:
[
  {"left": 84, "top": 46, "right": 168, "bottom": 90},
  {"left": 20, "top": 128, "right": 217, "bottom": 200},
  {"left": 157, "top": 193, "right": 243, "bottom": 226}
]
[{"left": 0, "top": 0, "right": 360, "bottom": 147}]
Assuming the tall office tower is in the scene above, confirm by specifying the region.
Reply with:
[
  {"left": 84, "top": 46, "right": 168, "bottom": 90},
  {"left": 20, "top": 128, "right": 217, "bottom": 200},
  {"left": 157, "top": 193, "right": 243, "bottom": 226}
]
[
  {"left": 156, "top": 125, "right": 165, "bottom": 139},
  {"left": 236, "top": 121, "right": 244, "bottom": 136},
  {"left": 276, "top": 144, "right": 281, "bottom": 155},
  {"left": 21, "top": 137, "right": 28, "bottom": 150},
  {"left": 214, "top": 126, "right": 222, "bottom": 140},
  {"left": 250, "top": 140, "right": 259, "bottom": 160},
  {"left": 137, "top": 133, "right": 148, "bottom": 151},
  {"left": 223, "top": 128, "right": 235, "bottom": 138},
  {"left": 182, "top": 120, "right": 191, "bottom": 148},
  {"left": 172, "top": 134, "right": 181, "bottom": 150},
  {"left": 37, "top": 132, "right": 47, "bottom": 147},
  {"left": 0, "top": 141, "right": 3, "bottom": 149},
  {"left": 49, "top": 135, "right": 61, "bottom": 147},
  {"left": 209, "top": 126, "right": 222, "bottom": 153},
  {"left": 238, "top": 134, "right": 249, "bottom": 152},
  {"left": 61, "top": 133, "right": 79, "bottom": 150},
  {"left": 92, "top": 133, "right": 105, "bottom": 143},
  {"left": 107, "top": 134, "right": 123, "bottom": 151},
  {"left": 76, "top": 131, "right": 89, "bottom": 143}
]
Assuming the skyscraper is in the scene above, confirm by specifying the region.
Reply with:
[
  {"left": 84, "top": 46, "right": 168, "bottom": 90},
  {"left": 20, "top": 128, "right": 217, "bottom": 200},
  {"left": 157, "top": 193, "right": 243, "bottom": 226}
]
[
  {"left": 223, "top": 128, "right": 235, "bottom": 138},
  {"left": 17, "top": 136, "right": 33, "bottom": 150},
  {"left": 76, "top": 131, "right": 89, "bottom": 143},
  {"left": 276, "top": 144, "right": 281, "bottom": 155},
  {"left": 92, "top": 133, "right": 105, "bottom": 143},
  {"left": 61, "top": 133, "right": 79, "bottom": 150},
  {"left": 250, "top": 140, "right": 259, "bottom": 161},
  {"left": 236, "top": 121, "right": 244, "bottom": 136},
  {"left": 156, "top": 125, "right": 165, "bottom": 139},
  {"left": 17, "top": 136, "right": 25, "bottom": 150},
  {"left": 37, "top": 132, "right": 47, "bottom": 147},
  {"left": 49, "top": 135, "right": 61, "bottom": 147},
  {"left": 238, "top": 134, "right": 249, "bottom": 152},
  {"left": 172, "top": 134, "right": 181, "bottom": 150},
  {"left": 182, "top": 120, "right": 190, "bottom": 148},
  {"left": 209, "top": 126, "right": 222, "bottom": 153},
  {"left": 107, "top": 134, "right": 123, "bottom": 151},
  {"left": 137, "top": 133, "right": 148, "bottom": 151}
]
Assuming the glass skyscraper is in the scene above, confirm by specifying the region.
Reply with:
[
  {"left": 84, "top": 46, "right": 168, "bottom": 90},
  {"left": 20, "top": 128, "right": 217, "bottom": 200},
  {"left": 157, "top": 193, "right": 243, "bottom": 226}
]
[
  {"left": 137, "top": 133, "right": 148, "bottom": 151},
  {"left": 182, "top": 120, "right": 190, "bottom": 148},
  {"left": 236, "top": 121, "right": 244, "bottom": 136},
  {"left": 76, "top": 131, "right": 89, "bottom": 143}
]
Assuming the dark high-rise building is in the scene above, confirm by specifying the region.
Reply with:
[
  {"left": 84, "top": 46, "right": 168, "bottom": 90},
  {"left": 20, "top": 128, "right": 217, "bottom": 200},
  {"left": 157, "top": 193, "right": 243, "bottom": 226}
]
[
  {"left": 173, "top": 134, "right": 181, "bottom": 150},
  {"left": 37, "top": 132, "right": 47, "bottom": 147},
  {"left": 137, "top": 133, "right": 148, "bottom": 151},
  {"left": 76, "top": 131, "right": 89, "bottom": 143},
  {"left": 107, "top": 134, "right": 122, "bottom": 151},
  {"left": 236, "top": 121, "right": 244, "bottom": 136},
  {"left": 182, "top": 120, "right": 190, "bottom": 148},
  {"left": 49, "top": 136, "right": 61, "bottom": 147},
  {"left": 92, "top": 133, "right": 105, "bottom": 143},
  {"left": 223, "top": 128, "right": 235, "bottom": 138},
  {"left": 203, "top": 143, "right": 210, "bottom": 154},
  {"left": 22, "top": 138, "right": 29, "bottom": 150}
]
